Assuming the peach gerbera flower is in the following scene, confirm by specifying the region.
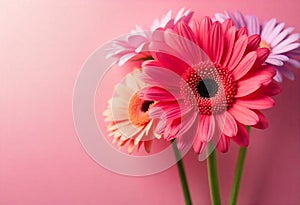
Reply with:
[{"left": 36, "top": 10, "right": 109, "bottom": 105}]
[{"left": 103, "top": 69, "right": 160, "bottom": 154}]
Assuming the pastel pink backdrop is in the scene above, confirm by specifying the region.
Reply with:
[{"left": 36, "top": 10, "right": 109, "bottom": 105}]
[{"left": 1, "top": 0, "right": 300, "bottom": 204}]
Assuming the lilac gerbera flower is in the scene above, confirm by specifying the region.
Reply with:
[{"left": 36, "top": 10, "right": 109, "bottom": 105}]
[
  {"left": 213, "top": 11, "right": 300, "bottom": 82},
  {"left": 106, "top": 8, "right": 194, "bottom": 66}
]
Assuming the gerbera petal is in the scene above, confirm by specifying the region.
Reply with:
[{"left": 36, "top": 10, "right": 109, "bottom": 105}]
[
  {"left": 236, "top": 27, "right": 248, "bottom": 38},
  {"left": 266, "top": 57, "right": 284, "bottom": 66},
  {"left": 273, "top": 70, "right": 283, "bottom": 82},
  {"left": 272, "top": 42, "right": 300, "bottom": 54},
  {"left": 193, "top": 115, "right": 215, "bottom": 153},
  {"left": 253, "top": 110, "right": 269, "bottom": 129},
  {"left": 232, "top": 51, "right": 257, "bottom": 80},
  {"left": 258, "top": 82, "right": 281, "bottom": 96},
  {"left": 119, "top": 53, "right": 137, "bottom": 66},
  {"left": 272, "top": 33, "right": 300, "bottom": 52},
  {"left": 277, "top": 66, "right": 295, "bottom": 80},
  {"left": 270, "top": 27, "right": 295, "bottom": 48},
  {"left": 287, "top": 58, "right": 300, "bottom": 68},
  {"left": 139, "top": 86, "right": 180, "bottom": 101},
  {"left": 236, "top": 66, "right": 276, "bottom": 97},
  {"left": 216, "top": 134, "right": 230, "bottom": 153},
  {"left": 245, "top": 15, "right": 260, "bottom": 35},
  {"left": 235, "top": 94, "right": 275, "bottom": 110},
  {"left": 221, "top": 26, "right": 236, "bottom": 67},
  {"left": 198, "top": 16, "right": 212, "bottom": 52},
  {"left": 236, "top": 11, "right": 246, "bottom": 27},
  {"left": 265, "top": 22, "right": 285, "bottom": 43},
  {"left": 115, "top": 84, "right": 133, "bottom": 99},
  {"left": 229, "top": 103, "right": 259, "bottom": 125},
  {"left": 177, "top": 114, "right": 199, "bottom": 150},
  {"left": 216, "top": 112, "right": 238, "bottom": 137},
  {"left": 231, "top": 123, "right": 249, "bottom": 146},
  {"left": 149, "top": 101, "right": 191, "bottom": 120},
  {"left": 228, "top": 35, "right": 248, "bottom": 70},
  {"left": 254, "top": 48, "right": 270, "bottom": 67},
  {"left": 209, "top": 21, "right": 224, "bottom": 64},
  {"left": 141, "top": 65, "right": 182, "bottom": 89},
  {"left": 144, "top": 140, "right": 153, "bottom": 153},
  {"left": 261, "top": 18, "right": 277, "bottom": 40},
  {"left": 268, "top": 54, "right": 289, "bottom": 61},
  {"left": 246, "top": 34, "right": 261, "bottom": 52}
]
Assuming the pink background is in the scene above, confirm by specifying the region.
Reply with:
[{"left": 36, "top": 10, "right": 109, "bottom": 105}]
[{"left": 1, "top": 0, "right": 300, "bottom": 204}]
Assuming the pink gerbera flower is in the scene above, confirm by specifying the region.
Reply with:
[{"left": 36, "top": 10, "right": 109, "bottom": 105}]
[
  {"left": 106, "top": 8, "right": 193, "bottom": 66},
  {"left": 213, "top": 11, "right": 300, "bottom": 82},
  {"left": 139, "top": 17, "right": 280, "bottom": 153},
  {"left": 103, "top": 69, "right": 161, "bottom": 154}
]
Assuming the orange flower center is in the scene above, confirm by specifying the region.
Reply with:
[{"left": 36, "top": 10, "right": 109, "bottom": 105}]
[
  {"left": 259, "top": 40, "right": 271, "bottom": 50},
  {"left": 128, "top": 92, "right": 154, "bottom": 126}
]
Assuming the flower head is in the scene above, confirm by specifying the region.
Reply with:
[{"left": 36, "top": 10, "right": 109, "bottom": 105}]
[
  {"left": 103, "top": 69, "right": 160, "bottom": 154},
  {"left": 106, "top": 8, "right": 194, "bottom": 66},
  {"left": 213, "top": 11, "right": 300, "bottom": 82},
  {"left": 139, "top": 17, "right": 279, "bottom": 153}
]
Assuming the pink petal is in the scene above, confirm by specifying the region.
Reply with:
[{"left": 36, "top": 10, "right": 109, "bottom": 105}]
[
  {"left": 232, "top": 51, "right": 257, "bottom": 80},
  {"left": 198, "top": 17, "right": 212, "bottom": 52},
  {"left": 235, "top": 94, "right": 275, "bottom": 110},
  {"left": 193, "top": 115, "right": 215, "bottom": 153},
  {"left": 246, "top": 34, "right": 261, "bottom": 52},
  {"left": 236, "top": 66, "right": 276, "bottom": 97},
  {"left": 139, "top": 86, "right": 180, "bottom": 101},
  {"left": 144, "top": 140, "right": 153, "bottom": 153},
  {"left": 236, "top": 27, "right": 248, "bottom": 38},
  {"left": 231, "top": 123, "right": 249, "bottom": 147},
  {"left": 153, "top": 53, "right": 189, "bottom": 76},
  {"left": 221, "top": 19, "right": 234, "bottom": 31},
  {"left": 254, "top": 48, "right": 270, "bottom": 67},
  {"left": 221, "top": 26, "right": 236, "bottom": 67},
  {"left": 149, "top": 101, "right": 191, "bottom": 120},
  {"left": 141, "top": 65, "right": 182, "bottom": 89},
  {"left": 197, "top": 115, "right": 215, "bottom": 141},
  {"left": 216, "top": 134, "right": 230, "bottom": 153},
  {"left": 229, "top": 103, "right": 259, "bottom": 125},
  {"left": 177, "top": 114, "right": 199, "bottom": 150},
  {"left": 258, "top": 82, "right": 281, "bottom": 96},
  {"left": 216, "top": 112, "right": 238, "bottom": 137},
  {"left": 209, "top": 21, "right": 224, "bottom": 64},
  {"left": 228, "top": 35, "right": 248, "bottom": 71},
  {"left": 253, "top": 110, "right": 268, "bottom": 129}
]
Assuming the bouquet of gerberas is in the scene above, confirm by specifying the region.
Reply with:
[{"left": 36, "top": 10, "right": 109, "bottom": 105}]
[{"left": 103, "top": 9, "right": 300, "bottom": 205}]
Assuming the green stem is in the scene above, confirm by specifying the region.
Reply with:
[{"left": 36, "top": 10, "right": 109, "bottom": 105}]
[
  {"left": 207, "top": 148, "right": 221, "bottom": 205},
  {"left": 171, "top": 139, "right": 192, "bottom": 205},
  {"left": 228, "top": 126, "right": 251, "bottom": 205}
]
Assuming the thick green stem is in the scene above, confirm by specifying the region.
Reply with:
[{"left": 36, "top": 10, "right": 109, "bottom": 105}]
[
  {"left": 228, "top": 126, "right": 251, "bottom": 205},
  {"left": 207, "top": 148, "right": 221, "bottom": 205},
  {"left": 171, "top": 139, "right": 192, "bottom": 205}
]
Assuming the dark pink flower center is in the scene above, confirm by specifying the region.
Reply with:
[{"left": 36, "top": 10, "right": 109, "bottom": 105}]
[{"left": 180, "top": 62, "right": 237, "bottom": 115}]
